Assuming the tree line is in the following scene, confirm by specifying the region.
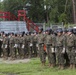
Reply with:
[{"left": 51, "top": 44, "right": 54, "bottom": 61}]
[{"left": 0, "top": 0, "right": 76, "bottom": 24}]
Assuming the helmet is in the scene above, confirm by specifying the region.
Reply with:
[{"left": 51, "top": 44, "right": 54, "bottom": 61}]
[
  {"left": 67, "top": 28, "right": 73, "bottom": 32},
  {"left": 39, "top": 27, "right": 43, "bottom": 31},
  {"left": 47, "top": 28, "right": 52, "bottom": 33},
  {"left": 62, "top": 29, "right": 67, "bottom": 32},
  {"left": 73, "top": 28, "right": 76, "bottom": 34},
  {"left": 57, "top": 29, "right": 63, "bottom": 33},
  {"left": 27, "top": 31, "right": 31, "bottom": 35},
  {"left": 33, "top": 30, "right": 37, "bottom": 33}
]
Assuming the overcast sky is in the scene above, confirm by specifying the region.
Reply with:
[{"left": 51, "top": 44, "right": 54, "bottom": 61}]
[{"left": 0, "top": 0, "right": 3, "bottom": 2}]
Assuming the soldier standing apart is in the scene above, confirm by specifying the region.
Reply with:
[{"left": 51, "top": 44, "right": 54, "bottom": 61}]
[
  {"left": 45, "top": 28, "right": 56, "bottom": 68},
  {"left": 66, "top": 29, "right": 76, "bottom": 69},
  {"left": 2, "top": 34, "right": 9, "bottom": 60},
  {"left": 56, "top": 29, "right": 65, "bottom": 69},
  {"left": 37, "top": 28, "right": 46, "bottom": 66}
]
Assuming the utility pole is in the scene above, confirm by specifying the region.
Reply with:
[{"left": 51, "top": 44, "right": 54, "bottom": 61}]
[{"left": 72, "top": 0, "right": 76, "bottom": 23}]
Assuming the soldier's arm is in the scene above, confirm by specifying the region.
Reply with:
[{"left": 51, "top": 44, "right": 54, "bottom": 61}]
[
  {"left": 52, "top": 35, "right": 56, "bottom": 47},
  {"left": 6, "top": 38, "right": 9, "bottom": 44},
  {"left": 23, "top": 37, "right": 25, "bottom": 45},
  {"left": 63, "top": 36, "right": 66, "bottom": 48},
  {"left": 74, "top": 35, "right": 76, "bottom": 47}
]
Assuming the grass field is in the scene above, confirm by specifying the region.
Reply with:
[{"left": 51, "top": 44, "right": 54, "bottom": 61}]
[{"left": 0, "top": 58, "right": 76, "bottom": 75}]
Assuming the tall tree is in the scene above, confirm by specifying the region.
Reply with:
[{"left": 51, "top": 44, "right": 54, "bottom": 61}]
[
  {"left": 3, "top": 0, "right": 26, "bottom": 16},
  {"left": 2, "top": 0, "right": 74, "bottom": 23},
  {"left": 0, "top": 1, "right": 4, "bottom": 11},
  {"left": 27, "top": 0, "right": 44, "bottom": 22},
  {"left": 72, "top": 0, "right": 76, "bottom": 23},
  {"left": 48, "top": 0, "right": 72, "bottom": 23}
]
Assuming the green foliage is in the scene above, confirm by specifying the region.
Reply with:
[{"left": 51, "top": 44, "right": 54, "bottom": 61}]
[
  {"left": 49, "top": 0, "right": 72, "bottom": 24},
  {"left": 2, "top": 0, "right": 74, "bottom": 23},
  {"left": 59, "top": 13, "right": 68, "bottom": 23},
  {"left": 28, "top": 0, "right": 44, "bottom": 22},
  {"left": 3, "top": 0, "right": 26, "bottom": 16},
  {"left": 0, "top": 1, "right": 4, "bottom": 11}
]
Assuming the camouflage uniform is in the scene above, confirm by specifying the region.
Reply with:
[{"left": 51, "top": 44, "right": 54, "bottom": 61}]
[
  {"left": 56, "top": 34, "right": 65, "bottom": 69},
  {"left": 75, "top": 34, "right": 76, "bottom": 65},
  {"left": 9, "top": 35, "right": 15, "bottom": 60},
  {"left": 24, "top": 35, "right": 28, "bottom": 56},
  {"left": 32, "top": 34, "right": 38, "bottom": 57},
  {"left": 2, "top": 35, "right": 9, "bottom": 60},
  {"left": 46, "top": 34, "right": 56, "bottom": 67},
  {"left": 62, "top": 33, "right": 70, "bottom": 66},
  {"left": 66, "top": 33, "right": 76, "bottom": 68},
  {"left": 14, "top": 35, "right": 20, "bottom": 58},
  {"left": 37, "top": 33, "right": 46, "bottom": 65},
  {"left": 19, "top": 36, "right": 26, "bottom": 59},
  {"left": 0, "top": 35, "right": 3, "bottom": 57},
  {"left": 7, "top": 37, "right": 10, "bottom": 57},
  {"left": 30, "top": 34, "right": 34, "bottom": 57},
  {"left": 26, "top": 34, "right": 32, "bottom": 58}
]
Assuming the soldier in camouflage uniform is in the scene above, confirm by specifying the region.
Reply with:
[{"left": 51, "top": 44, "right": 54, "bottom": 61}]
[
  {"left": 45, "top": 28, "right": 56, "bottom": 67},
  {"left": 7, "top": 34, "right": 10, "bottom": 56},
  {"left": 0, "top": 33, "right": 3, "bottom": 57},
  {"left": 2, "top": 34, "right": 9, "bottom": 60},
  {"left": 9, "top": 33, "right": 15, "bottom": 60},
  {"left": 24, "top": 33, "right": 29, "bottom": 57},
  {"left": 32, "top": 31, "right": 38, "bottom": 57},
  {"left": 62, "top": 29, "right": 70, "bottom": 66},
  {"left": 56, "top": 29, "right": 65, "bottom": 69},
  {"left": 14, "top": 34, "right": 20, "bottom": 58},
  {"left": 73, "top": 28, "right": 76, "bottom": 66},
  {"left": 19, "top": 34, "right": 26, "bottom": 59},
  {"left": 37, "top": 28, "right": 46, "bottom": 66},
  {"left": 66, "top": 29, "right": 76, "bottom": 69},
  {"left": 26, "top": 32, "right": 32, "bottom": 58}
]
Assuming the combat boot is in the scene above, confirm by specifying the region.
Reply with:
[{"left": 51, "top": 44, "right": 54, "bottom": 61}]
[
  {"left": 42, "top": 62, "right": 45, "bottom": 66},
  {"left": 58, "top": 65, "right": 61, "bottom": 69},
  {"left": 60, "top": 65, "right": 64, "bottom": 70},
  {"left": 49, "top": 63, "right": 51, "bottom": 67},
  {"left": 21, "top": 56, "right": 25, "bottom": 59},
  {"left": 73, "top": 64, "right": 75, "bottom": 69},
  {"left": 28, "top": 55, "right": 32, "bottom": 58},
  {"left": 51, "top": 64, "right": 55, "bottom": 68},
  {"left": 3, "top": 57, "right": 8, "bottom": 60},
  {"left": 10, "top": 57, "right": 16, "bottom": 61},
  {"left": 69, "top": 64, "right": 73, "bottom": 69}
]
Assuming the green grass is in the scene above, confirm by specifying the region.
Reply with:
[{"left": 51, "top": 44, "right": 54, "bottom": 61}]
[{"left": 0, "top": 58, "right": 76, "bottom": 75}]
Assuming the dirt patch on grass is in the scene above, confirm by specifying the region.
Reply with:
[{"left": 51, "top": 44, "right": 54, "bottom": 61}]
[
  {"left": 7, "top": 73, "right": 17, "bottom": 75},
  {"left": 0, "top": 58, "right": 30, "bottom": 64},
  {"left": 0, "top": 72, "right": 17, "bottom": 75}
]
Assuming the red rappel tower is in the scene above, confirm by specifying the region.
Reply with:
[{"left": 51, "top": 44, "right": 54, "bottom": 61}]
[{"left": 0, "top": 10, "right": 39, "bottom": 32}]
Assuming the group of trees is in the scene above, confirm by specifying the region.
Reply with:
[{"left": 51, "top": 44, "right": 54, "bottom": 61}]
[{"left": 0, "top": 0, "right": 76, "bottom": 24}]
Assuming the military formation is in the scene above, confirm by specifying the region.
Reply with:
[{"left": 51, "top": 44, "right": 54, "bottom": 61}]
[
  {"left": 37, "top": 27, "right": 76, "bottom": 70},
  {"left": 0, "top": 27, "right": 76, "bottom": 70},
  {"left": 0, "top": 31, "right": 38, "bottom": 60}
]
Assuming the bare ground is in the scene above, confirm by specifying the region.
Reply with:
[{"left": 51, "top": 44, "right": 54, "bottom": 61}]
[{"left": 0, "top": 58, "right": 30, "bottom": 64}]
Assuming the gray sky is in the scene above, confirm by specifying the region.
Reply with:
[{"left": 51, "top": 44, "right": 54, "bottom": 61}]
[{"left": 0, "top": 0, "right": 3, "bottom": 2}]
